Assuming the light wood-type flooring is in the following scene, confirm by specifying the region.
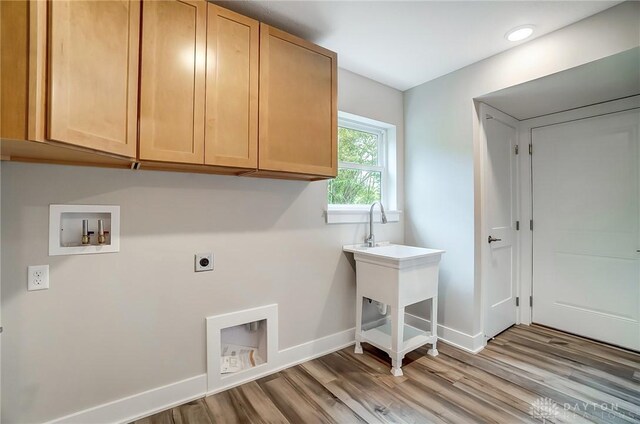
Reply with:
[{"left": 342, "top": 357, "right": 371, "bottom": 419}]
[{"left": 133, "top": 325, "right": 640, "bottom": 423}]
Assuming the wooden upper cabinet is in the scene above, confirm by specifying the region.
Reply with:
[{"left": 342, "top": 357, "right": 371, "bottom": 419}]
[
  {"left": 205, "top": 5, "right": 258, "bottom": 169},
  {"left": 0, "top": 0, "right": 29, "bottom": 141},
  {"left": 139, "top": 0, "right": 206, "bottom": 164},
  {"left": 258, "top": 24, "right": 337, "bottom": 178},
  {"left": 2, "top": 1, "right": 338, "bottom": 178},
  {"left": 48, "top": 0, "right": 140, "bottom": 158}
]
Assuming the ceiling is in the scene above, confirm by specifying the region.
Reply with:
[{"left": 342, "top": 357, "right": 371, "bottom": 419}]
[
  {"left": 478, "top": 47, "right": 640, "bottom": 120},
  {"left": 216, "top": 0, "right": 620, "bottom": 91}
]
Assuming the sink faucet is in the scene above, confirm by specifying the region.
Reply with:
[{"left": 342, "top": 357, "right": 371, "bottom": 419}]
[{"left": 365, "top": 201, "right": 388, "bottom": 247}]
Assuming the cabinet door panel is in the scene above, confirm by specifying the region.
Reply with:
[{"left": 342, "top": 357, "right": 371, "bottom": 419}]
[
  {"left": 0, "top": 0, "right": 29, "bottom": 140},
  {"left": 259, "top": 25, "right": 337, "bottom": 177},
  {"left": 139, "top": 0, "right": 206, "bottom": 164},
  {"left": 48, "top": 0, "right": 139, "bottom": 157},
  {"left": 205, "top": 5, "right": 258, "bottom": 168}
]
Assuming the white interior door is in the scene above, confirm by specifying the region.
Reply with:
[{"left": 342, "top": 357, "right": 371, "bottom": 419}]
[
  {"left": 482, "top": 105, "right": 519, "bottom": 339},
  {"left": 532, "top": 109, "right": 640, "bottom": 351}
]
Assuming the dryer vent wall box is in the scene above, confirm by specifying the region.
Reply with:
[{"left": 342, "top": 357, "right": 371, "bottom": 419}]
[{"left": 49, "top": 205, "right": 120, "bottom": 256}]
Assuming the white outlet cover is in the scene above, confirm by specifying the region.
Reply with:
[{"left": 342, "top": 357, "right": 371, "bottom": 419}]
[
  {"left": 195, "top": 253, "right": 214, "bottom": 272},
  {"left": 28, "top": 265, "right": 50, "bottom": 291}
]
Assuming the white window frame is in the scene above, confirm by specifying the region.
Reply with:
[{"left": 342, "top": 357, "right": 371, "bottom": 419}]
[{"left": 326, "top": 111, "right": 400, "bottom": 224}]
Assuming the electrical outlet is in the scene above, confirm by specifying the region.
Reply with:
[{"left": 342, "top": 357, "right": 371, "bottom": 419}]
[
  {"left": 28, "top": 265, "right": 49, "bottom": 291},
  {"left": 195, "top": 253, "right": 214, "bottom": 272}
]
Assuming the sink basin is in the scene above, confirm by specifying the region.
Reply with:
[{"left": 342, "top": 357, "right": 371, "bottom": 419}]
[{"left": 343, "top": 243, "right": 444, "bottom": 262}]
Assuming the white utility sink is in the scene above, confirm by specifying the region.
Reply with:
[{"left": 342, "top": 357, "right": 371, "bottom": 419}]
[
  {"left": 343, "top": 243, "right": 444, "bottom": 263},
  {"left": 343, "top": 242, "right": 445, "bottom": 376}
]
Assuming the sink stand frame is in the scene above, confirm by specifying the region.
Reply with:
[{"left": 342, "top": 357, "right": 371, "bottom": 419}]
[{"left": 353, "top": 253, "right": 440, "bottom": 376}]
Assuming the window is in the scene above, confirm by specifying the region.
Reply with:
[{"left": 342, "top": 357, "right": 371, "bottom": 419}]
[
  {"left": 326, "top": 112, "right": 399, "bottom": 224},
  {"left": 328, "top": 117, "right": 386, "bottom": 206}
]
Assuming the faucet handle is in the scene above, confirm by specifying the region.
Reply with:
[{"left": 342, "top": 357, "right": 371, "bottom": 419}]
[{"left": 365, "top": 235, "right": 375, "bottom": 247}]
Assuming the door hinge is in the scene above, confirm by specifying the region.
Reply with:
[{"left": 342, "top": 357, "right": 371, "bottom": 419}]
[
  {"left": 530, "top": 296, "right": 533, "bottom": 307},
  {"left": 515, "top": 145, "right": 519, "bottom": 155},
  {"left": 530, "top": 220, "right": 533, "bottom": 231},
  {"left": 528, "top": 144, "right": 533, "bottom": 155},
  {"left": 516, "top": 220, "right": 520, "bottom": 231},
  {"left": 516, "top": 297, "right": 520, "bottom": 307}
]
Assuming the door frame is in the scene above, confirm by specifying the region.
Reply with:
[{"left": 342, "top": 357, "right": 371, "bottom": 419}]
[
  {"left": 518, "top": 95, "right": 640, "bottom": 326},
  {"left": 478, "top": 102, "right": 521, "bottom": 344}
]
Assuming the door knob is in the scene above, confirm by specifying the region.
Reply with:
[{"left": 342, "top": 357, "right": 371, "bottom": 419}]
[{"left": 488, "top": 236, "right": 502, "bottom": 244}]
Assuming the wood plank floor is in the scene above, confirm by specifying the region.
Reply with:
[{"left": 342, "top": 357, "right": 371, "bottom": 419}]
[{"left": 133, "top": 325, "right": 640, "bottom": 423}]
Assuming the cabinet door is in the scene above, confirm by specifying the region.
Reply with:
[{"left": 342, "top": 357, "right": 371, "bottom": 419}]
[
  {"left": 0, "top": 0, "right": 29, "bottom": 141},
  {"left": 258, "top": 25, "right": 337, "bottom": 177},
  {"left": 48, "top": 0, "right": 140, "bottom": 157},
  {"left": 205, "top": 5, "right": 258, "bottom": 169},
  {"left": 139, "top": 0, "right": 206, "bottom": 164}
]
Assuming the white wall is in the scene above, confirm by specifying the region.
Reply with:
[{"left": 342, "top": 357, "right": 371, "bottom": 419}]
[
  {"left": 338, "top": 69, "right": 405, "bottom": 210},
  {"left": 404, "top": 2, "right": 640, "bottom": 338},
  {"left": 0, "top": 69, "right": 404, "bottom": 423},
  {"left": 0, "top": 160, "right": 3, "bottom": 423}
]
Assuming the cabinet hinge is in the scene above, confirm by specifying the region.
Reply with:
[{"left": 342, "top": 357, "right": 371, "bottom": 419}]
[
  {"left": 515, "top": 145, "right": 519, "bottom": 155},
  {"left": 529, "top": 144, "right": 533, "bottom": 155},
  {"left": 530, "top": 220, "right": 533, "bottom": 231},
  {"left": 516, "top": 297, "right": 520, "bottom": 307},
  {"left": 516, "top": 221, "right": 520, "bottom": 231},
  {"left": 530, "top": 296, "right": 533, "bottom": 307}
]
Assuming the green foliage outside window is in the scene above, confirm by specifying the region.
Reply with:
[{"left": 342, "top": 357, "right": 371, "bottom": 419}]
[
  {"left": 337, "top": 127, "right": 378, "bottom": 165},
  {"left": 328, "top": 126, "right": 382, "bottom": 205}
]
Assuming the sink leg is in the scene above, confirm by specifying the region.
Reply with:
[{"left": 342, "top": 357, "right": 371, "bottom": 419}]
[
  {"left": 355, "top": 290, "right": 363, "bottom": 355},
  {"left": 390, "top": 305, "right": 405, "bottom": 377},
  {"left": 428, "top": 296, "right": 439, "bottom": 357},
  {"left": 391, "top": 358, "right": 403, "bottom": 377}
]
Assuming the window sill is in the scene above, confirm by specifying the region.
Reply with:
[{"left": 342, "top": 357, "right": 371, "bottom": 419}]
[{"left": 325, "top": 208, "right": 401, "bottom": 224}]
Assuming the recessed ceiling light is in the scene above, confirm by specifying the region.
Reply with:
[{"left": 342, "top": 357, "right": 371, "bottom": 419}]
[{"left": 505, "top": 25, "right": 535, "bottom": 42}]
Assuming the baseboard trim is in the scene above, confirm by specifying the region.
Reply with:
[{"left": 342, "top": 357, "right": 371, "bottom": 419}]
[
  {"left": 206, "top": 327, "right": 355, "bottom": 396},
  {"left": 404, "top": 313, "right": 485, "bottom": 354},
  {"left": 45, "top": 374, "right": 207, "bottom": 424},
  {"left": 44, "top": 328, "right": 354, "bottom": 424},
  {"left": 42, "top": 318, "right": 482, "bottom": 424}
]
